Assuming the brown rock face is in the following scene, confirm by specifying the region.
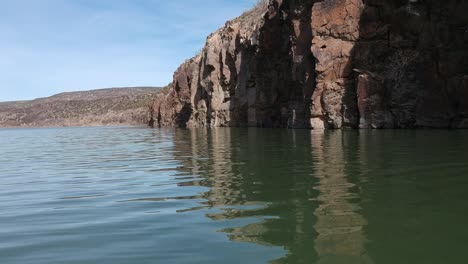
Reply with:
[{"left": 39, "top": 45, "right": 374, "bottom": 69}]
[{"left": 154, "top": 0, "right": 468, "bottom": 129}]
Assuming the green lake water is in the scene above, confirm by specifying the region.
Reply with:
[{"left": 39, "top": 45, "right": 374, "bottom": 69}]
[{"left": 1, "top": 127, "right": 467, "bottom": 264}]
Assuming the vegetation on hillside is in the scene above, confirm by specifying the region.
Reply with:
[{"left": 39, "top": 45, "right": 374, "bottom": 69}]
[{"left": 0, "top": 87, "right": 163, "bottom": 127}]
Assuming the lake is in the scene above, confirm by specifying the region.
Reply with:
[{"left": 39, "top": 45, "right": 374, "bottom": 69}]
[{"left": 1, "top": 127, "right": 467, "bottom": 264}]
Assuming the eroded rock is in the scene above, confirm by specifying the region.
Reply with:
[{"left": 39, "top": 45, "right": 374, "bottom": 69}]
[{"left": 154, "top": 0, "right": 468, "bottom": 129}]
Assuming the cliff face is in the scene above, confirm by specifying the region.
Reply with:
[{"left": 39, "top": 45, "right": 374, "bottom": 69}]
[{"left": 154, "top": 0, "right": 468, "bottom": 129}]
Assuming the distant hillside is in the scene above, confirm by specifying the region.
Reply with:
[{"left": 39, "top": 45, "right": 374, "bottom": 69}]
[{"left": 0, "top": 87, "right": 163, "bottom": 128}]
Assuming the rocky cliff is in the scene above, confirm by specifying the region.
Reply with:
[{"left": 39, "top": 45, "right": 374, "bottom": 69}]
[
  {"left": 0, "top": 87, "right": 161, "bottom": 128},
  {"left": 154, "top": 0, "right": 468, "bottom": 129}
]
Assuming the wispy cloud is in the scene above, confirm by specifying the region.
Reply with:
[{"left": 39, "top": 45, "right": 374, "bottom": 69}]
[{"left": 0, "top": 0, "right": 256, "bottom": 101}]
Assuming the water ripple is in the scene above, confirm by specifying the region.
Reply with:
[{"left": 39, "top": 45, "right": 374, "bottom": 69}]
[{"left": 1, "top": 127, "right": 468, "bottom": 264}]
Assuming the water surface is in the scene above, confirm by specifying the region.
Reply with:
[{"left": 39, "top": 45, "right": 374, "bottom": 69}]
[{"left": 1, "top": 127, "right": 467, "bottom": 264}]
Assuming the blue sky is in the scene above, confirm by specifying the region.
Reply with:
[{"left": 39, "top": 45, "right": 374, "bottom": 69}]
[{"left": 0, "top": 0, "right": 256, "bottom": 102}]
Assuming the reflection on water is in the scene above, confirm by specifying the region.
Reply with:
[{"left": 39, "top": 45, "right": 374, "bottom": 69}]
[
  {"left": 170, "top": 128, "right": 468, "bottom": 264},
  {"left": 171, "top": 129, "right": 373, "bottom": 263},
  {"left": 1, "top": 127, "right": 468, "bottom": 264},
  {"left": 311, "top": 132, "right": 371, "bottom": 264}
]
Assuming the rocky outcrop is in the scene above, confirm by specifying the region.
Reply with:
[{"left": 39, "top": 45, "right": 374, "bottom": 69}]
[{"left": 154, "top": 0, "right": 468, "bottom": 129}]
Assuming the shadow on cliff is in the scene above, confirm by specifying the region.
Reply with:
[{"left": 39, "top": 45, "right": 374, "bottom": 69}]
[
  {"left": 241, "top": 0, "right": 316, "bottom": 129},
  {"left": 347, "top": 0, "right": 468, "bottom": 129},
  {"left": 176, "top": 104, "right": 192, "bottom": 128},
  {"left": 336, "top": 0, "right": 409, "bottom": 129}
]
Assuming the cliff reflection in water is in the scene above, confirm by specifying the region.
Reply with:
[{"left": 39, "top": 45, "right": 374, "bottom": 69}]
[
  {"left": 311, "top": 131, "right": 372, "bottom": 264},
  {"left": 172, "top": 128, "right": 372, "bottom": 263}
]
